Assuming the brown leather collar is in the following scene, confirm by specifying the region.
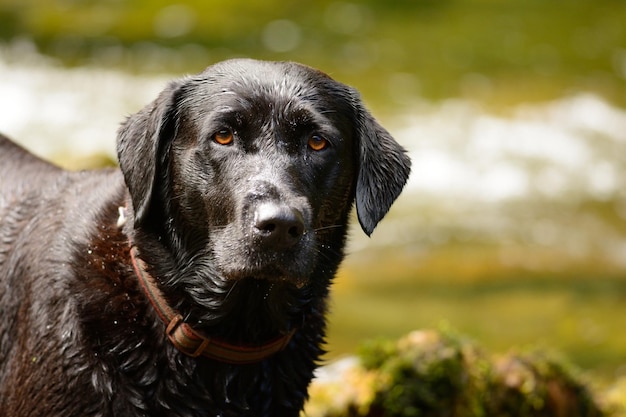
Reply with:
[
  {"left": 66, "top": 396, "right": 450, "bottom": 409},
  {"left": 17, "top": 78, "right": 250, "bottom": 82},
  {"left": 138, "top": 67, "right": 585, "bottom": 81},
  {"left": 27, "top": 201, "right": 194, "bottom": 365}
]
[{"left": 130, "top": 246, "right": 296, "bottom": 364}]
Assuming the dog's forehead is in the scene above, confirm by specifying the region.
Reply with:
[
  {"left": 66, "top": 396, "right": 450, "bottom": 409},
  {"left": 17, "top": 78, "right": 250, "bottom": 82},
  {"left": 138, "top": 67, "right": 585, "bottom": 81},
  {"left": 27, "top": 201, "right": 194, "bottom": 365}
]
[
  {"left": 197, "top": 59, "right": 352, "bottom": 109},
  {"left": 204, "top": 59, "right": 326, "bottom": 86}
]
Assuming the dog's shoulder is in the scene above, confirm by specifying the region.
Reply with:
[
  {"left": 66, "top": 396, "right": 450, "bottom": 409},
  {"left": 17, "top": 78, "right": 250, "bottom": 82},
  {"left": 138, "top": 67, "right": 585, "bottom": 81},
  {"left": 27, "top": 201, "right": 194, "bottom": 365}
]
[
  {"left": 0, "top": 133, "right": 126, "bottom": 272},
  {"left": 0, "top": 133, "right": 61, "bottom": 172},
  {"left": 0, "top": 133, "right": 64, "bottom": 196}
]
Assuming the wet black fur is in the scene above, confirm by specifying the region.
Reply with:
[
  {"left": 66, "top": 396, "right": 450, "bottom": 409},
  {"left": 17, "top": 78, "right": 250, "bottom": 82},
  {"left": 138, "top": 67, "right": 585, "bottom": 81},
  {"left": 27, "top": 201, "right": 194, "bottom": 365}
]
[{"left": 0, "top": 59, "right": 411, "bottom": 416}]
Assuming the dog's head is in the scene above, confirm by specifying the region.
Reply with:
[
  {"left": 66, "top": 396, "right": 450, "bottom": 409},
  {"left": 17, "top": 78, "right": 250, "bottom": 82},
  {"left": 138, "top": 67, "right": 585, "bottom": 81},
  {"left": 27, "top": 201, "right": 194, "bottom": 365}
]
[{"left": 118, "top": 59, "right": 410, "bottom": 289}]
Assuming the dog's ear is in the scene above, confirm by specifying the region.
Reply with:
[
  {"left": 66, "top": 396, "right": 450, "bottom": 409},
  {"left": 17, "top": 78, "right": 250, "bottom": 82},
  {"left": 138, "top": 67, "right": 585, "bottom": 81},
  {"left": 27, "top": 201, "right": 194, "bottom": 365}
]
[
  {"left": 117, "top": 79, "right": 184, "bottom": 229},
  {"left": 353, "top": 96, "right": 411, "bottom": 236}
]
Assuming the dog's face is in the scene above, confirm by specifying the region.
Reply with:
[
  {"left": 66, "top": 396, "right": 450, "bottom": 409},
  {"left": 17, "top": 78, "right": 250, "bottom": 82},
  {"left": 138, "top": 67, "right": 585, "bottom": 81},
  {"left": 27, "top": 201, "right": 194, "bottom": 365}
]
[{"left": 118, "top": 59, "right": 410, "bottom": 289}]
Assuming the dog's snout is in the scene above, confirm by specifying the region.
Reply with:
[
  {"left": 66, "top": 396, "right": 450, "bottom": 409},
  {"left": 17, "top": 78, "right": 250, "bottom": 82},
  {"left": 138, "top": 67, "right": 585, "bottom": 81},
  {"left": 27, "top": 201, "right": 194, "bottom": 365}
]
[{"left": 253, "top": 203, "right": 305, "bottom": 249}]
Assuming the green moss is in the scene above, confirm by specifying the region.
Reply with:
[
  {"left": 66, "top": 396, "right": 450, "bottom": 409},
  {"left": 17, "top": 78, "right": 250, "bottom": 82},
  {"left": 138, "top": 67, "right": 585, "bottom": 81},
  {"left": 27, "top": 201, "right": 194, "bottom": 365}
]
[{"left": 308, "top": 329, "right": 607, "bottom": 417}]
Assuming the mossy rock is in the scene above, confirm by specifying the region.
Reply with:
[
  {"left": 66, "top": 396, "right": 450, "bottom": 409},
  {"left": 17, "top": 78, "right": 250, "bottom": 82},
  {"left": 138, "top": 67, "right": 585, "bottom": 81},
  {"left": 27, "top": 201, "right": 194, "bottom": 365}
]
[{"left": 305, "top": 329, "right": 606, "bottom": 417}]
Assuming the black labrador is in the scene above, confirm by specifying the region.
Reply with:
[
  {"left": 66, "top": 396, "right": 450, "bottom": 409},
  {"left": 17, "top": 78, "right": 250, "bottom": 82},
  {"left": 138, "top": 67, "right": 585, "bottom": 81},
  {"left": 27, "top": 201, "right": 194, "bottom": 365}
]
[{"left": 0, "top": 59, "right": 411, "bottom": 416}]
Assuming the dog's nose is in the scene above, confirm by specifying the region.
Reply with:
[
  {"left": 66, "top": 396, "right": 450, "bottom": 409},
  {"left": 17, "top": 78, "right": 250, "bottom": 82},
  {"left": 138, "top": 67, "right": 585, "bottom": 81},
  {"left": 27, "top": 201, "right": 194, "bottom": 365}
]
[{"left": 253, "top": 203, "right": 305, "bottom": 249}]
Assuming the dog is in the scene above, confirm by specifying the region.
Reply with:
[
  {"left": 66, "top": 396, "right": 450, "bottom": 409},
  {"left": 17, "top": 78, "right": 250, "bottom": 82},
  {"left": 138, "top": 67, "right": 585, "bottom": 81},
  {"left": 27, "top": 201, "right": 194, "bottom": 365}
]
[{"left": 0, "top": 59, "right": 411, "bottom": 416}]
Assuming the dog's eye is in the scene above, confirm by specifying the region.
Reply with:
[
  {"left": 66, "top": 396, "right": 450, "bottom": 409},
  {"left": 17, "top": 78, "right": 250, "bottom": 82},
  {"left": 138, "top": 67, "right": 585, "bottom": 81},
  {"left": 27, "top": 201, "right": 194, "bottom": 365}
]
[
  {"left": 213, "top": 129, "right": 234, "bottom": 145},
  {"left": 308, "top": 135, "right": 328, "bottom": 151}
]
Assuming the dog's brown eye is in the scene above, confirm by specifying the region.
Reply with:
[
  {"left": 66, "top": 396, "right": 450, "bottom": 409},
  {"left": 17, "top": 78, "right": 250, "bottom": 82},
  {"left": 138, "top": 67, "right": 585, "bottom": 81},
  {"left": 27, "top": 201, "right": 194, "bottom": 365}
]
[
  {"left": 213, "top": 130, "right": 234, "bottom": 145},
  {"left": 308, "top": 135, "right": 328, "bottom": 151}
]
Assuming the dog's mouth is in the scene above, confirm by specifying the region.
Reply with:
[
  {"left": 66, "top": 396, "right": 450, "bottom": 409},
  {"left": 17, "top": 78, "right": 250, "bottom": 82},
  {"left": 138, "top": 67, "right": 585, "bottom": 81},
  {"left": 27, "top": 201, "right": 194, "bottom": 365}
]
[
  {"left": 225, "top": 267, "right": 309, "bottom": 289},
  {"left": 213, "top": 247, "right": 314, "bottom": 288}
]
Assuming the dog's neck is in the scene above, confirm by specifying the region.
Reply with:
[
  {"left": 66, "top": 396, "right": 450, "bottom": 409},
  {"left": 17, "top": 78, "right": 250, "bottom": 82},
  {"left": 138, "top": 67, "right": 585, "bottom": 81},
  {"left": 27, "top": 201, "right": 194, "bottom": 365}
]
[{"left": 128, "top": 242, "right": 296, "bottom": 364}]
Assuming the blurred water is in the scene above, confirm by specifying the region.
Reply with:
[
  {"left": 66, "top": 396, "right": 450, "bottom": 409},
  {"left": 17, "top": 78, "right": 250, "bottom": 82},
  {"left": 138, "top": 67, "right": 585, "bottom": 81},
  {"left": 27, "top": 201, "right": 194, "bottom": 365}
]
[
  {"left": 0, "top": 48, "right": 167, "bottom": 160},
  {"left": 360, "top": 97, "right": 626, "bottom": 271},
  {"left": 401, "top": 96, "right": 626, "bottom": 202},
  {"left": 2, "top": 52, "right": 626, "bottom": 267}
]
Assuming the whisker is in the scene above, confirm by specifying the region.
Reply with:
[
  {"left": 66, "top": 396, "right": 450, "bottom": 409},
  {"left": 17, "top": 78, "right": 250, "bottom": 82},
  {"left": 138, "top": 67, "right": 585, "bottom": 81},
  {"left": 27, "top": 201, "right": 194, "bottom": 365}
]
[
  {"left": 312, "top": 224, "right": 343, "bottom": 233},
  {"left": 223, "top": 278, "right": 240, "bottom": 302}
]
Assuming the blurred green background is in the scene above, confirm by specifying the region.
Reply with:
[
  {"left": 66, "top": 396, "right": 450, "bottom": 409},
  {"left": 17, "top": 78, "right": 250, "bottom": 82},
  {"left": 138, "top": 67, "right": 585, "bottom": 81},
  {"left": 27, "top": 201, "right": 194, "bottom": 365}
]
[
  {"left": 1, "top": 0, "right": 625, "bottom": 387},
  {"left": 2, "top": 0, "right": 626, "bottom": 108}
]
